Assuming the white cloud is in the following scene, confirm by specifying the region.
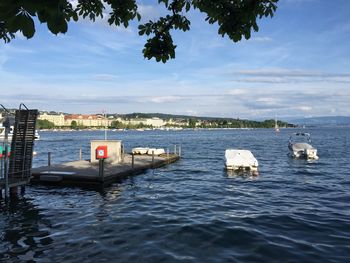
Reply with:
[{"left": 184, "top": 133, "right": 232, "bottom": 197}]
[
  {"left": 256, "top": 97, "right": 278, "bottom": 103},
  {"left": 285, "top": 0, "right": 318, "bottom": 3},
  {"left": 147, "top": 96, "right": 183, "bottom": 103},
  {"left": 298, "top": 106, "right": 312, "bottom": 112},
  {"left": 69, "top": 0, "right": 78, "bottom": 8},
  {"left": 0, "top": 55, "right": 8, "bottom": 69},
  {"left": 231, "top": 68, "right": 350, "bottom": 84},
  {"left": 284, "top": 0, "right": 317, "bottom": 3},
  {"left": 138, "top": 4, "right": 161, "bottom": 21},
  {"left": 233, "top": 77, "right": 287, "bottom": 83},
  {"left": 249, "top": 37, "right": 273, "bottom": 42},
  {"left": 92, "top": 74, "right": 119, "bottom": 81},
  {"left": 226, "top": 89, "right": 248, "bottom": 95}
]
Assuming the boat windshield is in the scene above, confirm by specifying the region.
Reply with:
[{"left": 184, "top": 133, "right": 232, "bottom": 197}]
[{"left": 289, "top": 132, "right": 311, "bottom": 144}]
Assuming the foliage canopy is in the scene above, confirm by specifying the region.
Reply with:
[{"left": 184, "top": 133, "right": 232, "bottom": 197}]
[
  {"left": 36, "top": 119, "right": 55, "bottom": 129},
  {"left": 0, "top": 0, "right": 278, "bottom": 62}
]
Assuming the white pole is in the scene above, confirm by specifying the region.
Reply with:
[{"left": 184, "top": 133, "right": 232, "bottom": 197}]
[{"left": 104, "top": 110, "right": 107, "bottom": 140}]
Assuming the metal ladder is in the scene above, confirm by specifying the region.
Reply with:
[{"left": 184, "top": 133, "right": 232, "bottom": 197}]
[{"left": 9, "top": 104, "right": 38, "bottom": 183}]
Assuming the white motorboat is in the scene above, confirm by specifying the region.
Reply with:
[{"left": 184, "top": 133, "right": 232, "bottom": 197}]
[
  {"left": 1, "top": 126, "right": 40, "bottom": 141},
  {"left": 288, "top": 132, "right": 319, "bottom": 159},
  {"left": 225, "top": 149, "right": 258, "bottom": 171},
  {"left": 34, "top": 130, "right": 40, "bottom": 140},
  {"left": 0, "top": 125, "right": 13, "bottom": 142}
]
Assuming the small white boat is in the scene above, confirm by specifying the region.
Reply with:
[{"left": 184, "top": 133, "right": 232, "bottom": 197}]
[
  {"left": 35, "top": 130, "right": 40, "bottom": 140},
  {"left": 225, "top": 149, "right": 258, "bottom": 171},
  {"left": 1, "top": 126, "right": 40, "bottom": 141},
  {"left": 288, "top": 132, "right": 319, "bottom": 159},
  {"left": 275, "top": 117, "right": 280, "bottom": 133}
]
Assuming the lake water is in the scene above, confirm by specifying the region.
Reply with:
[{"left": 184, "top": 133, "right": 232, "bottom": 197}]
[{"left": 1, "top": 128, "right": 350, "bottom": 262}]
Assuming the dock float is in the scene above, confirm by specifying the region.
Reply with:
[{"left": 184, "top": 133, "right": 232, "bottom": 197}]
[{"left": 31, "top": 153, "right": 180, "bottom": 188}]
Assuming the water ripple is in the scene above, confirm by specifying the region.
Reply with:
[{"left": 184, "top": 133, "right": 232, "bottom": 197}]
[{"left": 1, "top": 128, "right": 350, "bottom": 262}]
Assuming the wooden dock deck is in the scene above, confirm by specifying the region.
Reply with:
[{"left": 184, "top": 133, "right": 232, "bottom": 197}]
[{"left": 31, "top": 153, "right": 180, "bottom": 188}]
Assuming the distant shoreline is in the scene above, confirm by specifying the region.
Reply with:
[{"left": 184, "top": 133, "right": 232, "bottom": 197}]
[{"left": 37, "top": 127, "right": 300, "bottom": 132}]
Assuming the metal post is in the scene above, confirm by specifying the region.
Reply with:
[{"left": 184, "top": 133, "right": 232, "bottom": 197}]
[
  {"left": 10, "top": 187, "right": 18, "bottom": 196},
  {"left": 174, "top": 145, "right": 177, "bottom": 155},
  {"left": 104, "top": 111, "right": 107, "bottom": 140},
  {"left": 79, "top": 148, "right": 82, "bottom": 161},
  {"left": 152, "top": 150, "right": 155, "bottom": 169},
  {"left": 131, "top": 153, "right": 134, "bottom": 169},
  {"left": 0, "top": 144, "right": 3, "bottom": 180},
  {"left": 48, "top": 152, "right": 51, "bottom": 166},
  {"left": 21, "top": 186, "right": 25, "bottom": 195},
  {"left": 99, "top": 159, "right": 105, "bottom": 181},
  {"left": 121, "top": 144, "right": 124, "bottom": 163},
  {"left": 4, "top": 144, "right": 9, "bottom": 199},
  {"left": 179, "top": 146, "right": 181, "bottom": 157}
]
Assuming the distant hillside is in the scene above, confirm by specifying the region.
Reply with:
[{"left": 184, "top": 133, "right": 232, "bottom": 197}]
[
  {"left": 291, "top": 116, "right": 350, "bottom": 126},
  {"left": 115, "top": 112, "right": 239, "bottom": 121},
  {"left": 116, "top": 112, "right": 288, "bottom": 122},
  {"left": 115, "top": 112, "right": 198, "bottom": 120},
  {"left": 114, "top": 112, "right": 293, "bottom": 128}
]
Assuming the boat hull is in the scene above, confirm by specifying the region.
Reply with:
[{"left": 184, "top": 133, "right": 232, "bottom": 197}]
[{"left": 289, "top": 143, "right": 319, "bottom": 159}]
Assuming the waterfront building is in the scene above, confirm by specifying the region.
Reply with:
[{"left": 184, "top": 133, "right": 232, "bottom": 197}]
[
  {"left": 38, "top": 112, "right": 66, "bottom": 126},
  {"left": 127, "top": 118, "right": 147, "bottom": 126},
  {"left": 127, "top": 117, "right": 165, "bottom": 127},
  {"left": 165, "top": 118, "right": 186, "bottom": 126},
  {"left": 64, "top": 114, "right": 112, "bottom": 127},
  {"left": 145, "top": 117, "right": 165, "bottom": 127}
]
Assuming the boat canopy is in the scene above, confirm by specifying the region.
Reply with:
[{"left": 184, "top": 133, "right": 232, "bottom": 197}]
[{"left": 289, "top": 132, "right": 311, "bottom": 144}]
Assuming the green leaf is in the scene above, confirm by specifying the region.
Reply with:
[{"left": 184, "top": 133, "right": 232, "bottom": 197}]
[
  {"left": 186, "top": 2, "right": 191, "bottom": 12},
  {"left": 20, "top": 15, "right": 35, "bottom": 38},
  {"left": 244, "top": 30, "right": 251, "bottom": 40},
  {"left": 6, "top": 15, "right": 22, "bottom": 32},
  {"left": 72, "top": 13, "right": 79, "bottom": 22},
  {"left": 58, "top": 18, "right": 68, "bottom": 34}
]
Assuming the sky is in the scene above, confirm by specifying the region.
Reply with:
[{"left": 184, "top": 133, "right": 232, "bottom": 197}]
[{"left": 1, "top": 0, "right": 350, "bottom": 120}]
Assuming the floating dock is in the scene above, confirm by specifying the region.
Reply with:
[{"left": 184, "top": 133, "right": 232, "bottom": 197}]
[{"left": 31, "top": 153, "right": 180, "bottom": 188}]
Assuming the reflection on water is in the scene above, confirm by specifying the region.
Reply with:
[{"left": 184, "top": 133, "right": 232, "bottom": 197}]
[
  {"left": 226, "top": 169, "right": 259, "bottom": 179},
  {"left": 0, "top": 196, "right": 53, "bottom": 262}
]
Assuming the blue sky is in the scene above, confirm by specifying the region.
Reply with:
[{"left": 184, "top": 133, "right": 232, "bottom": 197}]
[{"left": 1, "top": 0, "right": 350, "bottom": 119}]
